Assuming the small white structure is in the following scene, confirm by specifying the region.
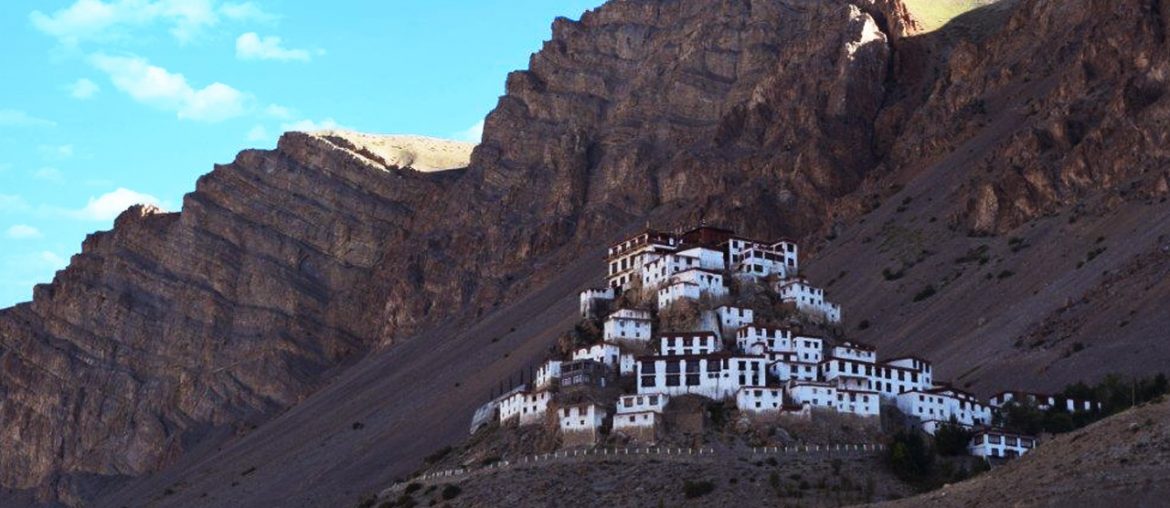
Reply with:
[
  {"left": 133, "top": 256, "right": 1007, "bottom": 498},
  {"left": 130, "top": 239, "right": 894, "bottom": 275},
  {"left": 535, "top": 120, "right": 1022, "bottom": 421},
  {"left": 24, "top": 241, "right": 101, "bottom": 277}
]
[
  {"left": 989, "top": 391, "right": 1100, "bottom": 413},
  {"left": 731, "top": 246, "right": 794, "bottom": 280},
  {"left": 606, "top": 230, "right": 680, "bottom": 290},
  {"left": 969, "top": 429, "right": 1037, "bottom": 459},
  {"left": 619, "top": 353, "right": 637, "bottom": 375},
  {"left": 825, "top": 355, "right": 933, "bottom": 399},
  {"left": 776, "top": 278, "right": 841, "bottom": 324},
  {"left": 769, "top": 354, "right": 820, "bottom": 382},
  {"left": 714, "top": 306, "right": 753, "bottom": 336},
  {"left": 657, "top": 281, "right": 701, "bottom": 309},
  {"left": 657, "top": 269, "right": 727, "bottom": 309},
  {"left": 786, "top": 380, "right": 838, "bottom": 410},
  {"left": 676, "top": 246, "right": 726, "bottom": 271},
  {"left": 603, "top": 308, "right": 653, "bottom": 343},
  {"left": 470, "top": 385, "right": 525, "bottom": 434},
  {"left": 534, "top": 360, "right": 562, "bottom": 390},
  {"left": 636, "top": 353, "right": 768, "bottom": 400},
  {"left": 499, "top": 389, "right": 552, "bottom": 426},
  {"left": 617, "top": 393, "right": 669, "bottom": 414},
  {"left": 736, "top": 325, "right": 793, "bottom": 355},
  {"left": 579, "top": 287, "right": 615, "bottom": 318},
  {"left": 736, "top": 386, "right": 784, "bottom": 414},
  {"left": 830, "top": 341, "right": 877, "bottom": 363},
  {"left": 896, "top": 386, "right": 991, "bottom": 434},
  {"left": 658, "top": 332, "right": 721, "bottom": 356},
  {"left": 641, "top": 253, "right": 700, "bottom": 288},
  {"left": 835, "top": 388, "right": 880, "bottom": 417},
  {"left": 559, "top": 403, "right": 609, "bottom": 446},
  {"left": 572, "top": 342, "right": 623, "bottom": 370}
]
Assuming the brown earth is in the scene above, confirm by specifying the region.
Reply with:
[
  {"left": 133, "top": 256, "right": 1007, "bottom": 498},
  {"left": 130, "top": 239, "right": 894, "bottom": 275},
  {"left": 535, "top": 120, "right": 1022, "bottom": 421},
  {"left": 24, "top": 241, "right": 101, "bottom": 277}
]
[
  {"left": 1, "top": 0, "right": 1170, "bottom": 506},
  {"left": 878, "top": 397, "right": 1170, "bottom": 507}
]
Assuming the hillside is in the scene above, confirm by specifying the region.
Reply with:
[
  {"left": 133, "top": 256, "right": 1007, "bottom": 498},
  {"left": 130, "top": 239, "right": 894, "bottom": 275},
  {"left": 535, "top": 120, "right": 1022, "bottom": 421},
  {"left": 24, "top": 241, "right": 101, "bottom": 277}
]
[
  {"left": 1, "top": 0, "right": 1169, "bottom": 506},
  {"left": 880, "top": 397, "right": 1170, "bottom": 507}
]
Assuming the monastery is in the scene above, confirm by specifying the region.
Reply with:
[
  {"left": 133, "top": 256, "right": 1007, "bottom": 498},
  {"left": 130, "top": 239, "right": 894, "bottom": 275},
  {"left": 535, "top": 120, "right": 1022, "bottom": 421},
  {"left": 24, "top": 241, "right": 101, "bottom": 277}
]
[{"left": 473, "top": 226, "right": 1100, "bottom": 461}]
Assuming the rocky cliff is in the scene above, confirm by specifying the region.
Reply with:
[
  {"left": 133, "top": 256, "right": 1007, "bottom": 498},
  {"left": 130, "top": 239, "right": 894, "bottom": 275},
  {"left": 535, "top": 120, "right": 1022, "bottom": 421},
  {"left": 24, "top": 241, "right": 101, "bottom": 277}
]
[{"left": 2, "top": 0, "right": 1170, "bottom": 506}]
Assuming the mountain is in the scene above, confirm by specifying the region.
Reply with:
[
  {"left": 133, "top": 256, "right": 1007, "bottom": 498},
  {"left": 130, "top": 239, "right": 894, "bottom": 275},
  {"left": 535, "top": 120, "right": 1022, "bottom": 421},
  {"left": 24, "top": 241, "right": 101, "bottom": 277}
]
[{"left": 1, "top": 0, "right": 1168, "bottom": 506}]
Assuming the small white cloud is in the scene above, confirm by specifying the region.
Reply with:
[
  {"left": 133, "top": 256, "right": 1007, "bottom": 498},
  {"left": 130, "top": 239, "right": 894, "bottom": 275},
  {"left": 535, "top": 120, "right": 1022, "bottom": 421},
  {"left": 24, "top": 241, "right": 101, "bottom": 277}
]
[
  {"left": 235, "top": 32, "right": 312, "bottom": 62},
  {"left": 455, "top": 120, "right": 485, "bottom": 143},
  {"left": 39, "top": 251, "right": 69, "bottom": 270},
  {"left": 264, "top": 103, "right": 294, "bottom": 119},
  {"left": 38, "top": 144, "right": 75, "bottom": 160},
  {"left": 69, "top": 78, "right": 100, "bottom": 99},
  {"left": 6, "top": 225, "right": 44, "bottom": 240},
  {"left": 90, "top": 53, "right": 249, "bottom": 122},
  {"left": 0, "top": 194, "right": 31, "bottom": 212},
  {"left": 30, "top": 0, "right": 224, "bottom": 46},
  {"left": 71, "top": 188, "right": 162, "bottom": 221},
  {"left": 246, "top": 124, "right": 269, "bottom": 141},
  {"left": 220, "top": 2, "right": 276, "bottom": 22},
  {"left": 33, "top": 167, "right": 66, "bottom": 183},
  {"left": 0, "top": 109, "right": 56, "bottom": 127},
  {"left": 280, "top": 118, "right": 347, "bottom": 133}
]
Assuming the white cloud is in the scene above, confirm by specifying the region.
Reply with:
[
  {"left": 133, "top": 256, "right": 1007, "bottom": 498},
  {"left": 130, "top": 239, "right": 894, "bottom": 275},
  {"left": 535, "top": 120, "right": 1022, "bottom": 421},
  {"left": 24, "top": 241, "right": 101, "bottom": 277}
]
[
  {"left": 220, "top": 2, "right": 276, "bottom": 22},
  {"left": 280, "top": 118, "right": 347, "bottom": 132},
  {"left": 264, "top": 103, "right": 294, "bottom": 119},
  {"left": 0, "top": 194, "right": 31, "bottom": 213},
  {"left": 455, "top": 120, "right": 485, "bottom": 143},
  {"left": 246, "top": 124, "right": 269, "bottom": 141},
  {"left": 6, "top": 225, "right": 43, "bottom": 240},
  {"left": 29, "top": 0, "right": 260, "bottom": 46},
  {"left": 39, "top": 251, "right": 69, "bottom": 270},
  {"left": 235, "top": 32, "right": 312, "bottom": 62},
  {"left": 0, "top": 110, "right": 56, "bottom": 127},
  {"left": 71, "top": 188, "right": 162, "bottom": 221},
  {"left": 69, "top": 78, "right": 100, "bottom": 99},
  {"left": 89, "top": 53, "right": 249, "bottom": 122},
  {"left": 33, "top": 167, "right": 66, "bottom": 183},
  {"left": 38, "top": 144, "right": 75, "bottom": 160}
]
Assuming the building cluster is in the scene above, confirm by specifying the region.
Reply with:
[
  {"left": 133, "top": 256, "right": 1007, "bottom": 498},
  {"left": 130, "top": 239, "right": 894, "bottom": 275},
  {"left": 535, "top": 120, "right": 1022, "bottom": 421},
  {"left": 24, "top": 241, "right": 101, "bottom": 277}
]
[{"left": 470, "top": 226, "right": 1099, "bottom": 461}]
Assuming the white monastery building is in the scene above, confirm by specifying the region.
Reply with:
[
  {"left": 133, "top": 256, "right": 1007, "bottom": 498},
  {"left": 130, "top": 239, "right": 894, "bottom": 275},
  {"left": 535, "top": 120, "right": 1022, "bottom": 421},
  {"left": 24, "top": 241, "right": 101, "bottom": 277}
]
[
  {"left": 658, "top": 332, "right": 721, "bottom": 356},
  {"left": 636, "top": 353, "right": 767, "bottom": 400},
  {"left": 776, "top": 277, "right": 842, "bottom": 324},
  {"left": 896, "top": 386, "right": 992, "bottom": 434},
  {"left": 603, "top": 308, "right": 653, "bottom": 343},
  {"left": 579, "top": 287, "right": 614, "bottom": 318},
  {"left": 736, "top": 386, "right": 784, "bottom": 414},
  {"left": 968, "top": 429, "right": 1037, "bottom": 459}
]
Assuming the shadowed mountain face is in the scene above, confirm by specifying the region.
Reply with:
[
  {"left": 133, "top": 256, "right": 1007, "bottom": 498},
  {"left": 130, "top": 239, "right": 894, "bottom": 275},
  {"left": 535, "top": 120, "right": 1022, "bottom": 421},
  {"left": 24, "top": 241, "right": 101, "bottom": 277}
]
[{"left": 1, "top": 0, "right": 1169, "bottom": 505}]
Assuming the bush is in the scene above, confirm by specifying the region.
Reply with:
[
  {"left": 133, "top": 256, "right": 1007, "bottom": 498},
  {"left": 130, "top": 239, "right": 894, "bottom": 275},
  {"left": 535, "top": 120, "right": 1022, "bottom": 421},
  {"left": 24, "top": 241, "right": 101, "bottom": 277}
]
[
  {"left": 683, "top": 480, "right": 715, "bottom": 499},
  {"left": 912, "top": 285, "right": 937, "bottom": 302},
  {"left": 423, "top": 446, "right": 452, "bottom": 466},
  {"left": 882, "top": 268, "right": 904, "bottom": 281},
  {"left": 887, "top": 431, "right": 933, "bottom": 483},
  {"left": 440, "top": 485, "right": 462, "bottom": 501},
  {"left": 404, "top": 483, "right": 422, "bottom": 495},
  {"left": 934, "top": 421, "right": 974, "bottom": 456}
]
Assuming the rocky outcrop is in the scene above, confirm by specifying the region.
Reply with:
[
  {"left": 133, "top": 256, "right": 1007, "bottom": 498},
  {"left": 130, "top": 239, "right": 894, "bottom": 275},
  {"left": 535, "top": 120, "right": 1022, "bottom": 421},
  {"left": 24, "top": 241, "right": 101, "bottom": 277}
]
[{"left": 887, "top": 0, "right": 1170, "bottom": 234}]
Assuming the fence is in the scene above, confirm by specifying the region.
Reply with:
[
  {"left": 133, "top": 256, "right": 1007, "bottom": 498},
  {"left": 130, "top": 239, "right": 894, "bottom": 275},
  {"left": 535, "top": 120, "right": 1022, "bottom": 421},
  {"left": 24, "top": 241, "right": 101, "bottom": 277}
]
[{"left": 385, "top": 443, "right": 884, "bottom": 495}]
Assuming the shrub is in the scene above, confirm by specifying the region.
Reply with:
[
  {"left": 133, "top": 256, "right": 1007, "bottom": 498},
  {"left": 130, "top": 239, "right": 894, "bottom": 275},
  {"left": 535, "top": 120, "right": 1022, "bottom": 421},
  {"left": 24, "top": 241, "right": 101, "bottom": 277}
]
[
  {"left": 996, "top": 270, "right": 1015, "bottom": 280},
  {"left": 858, "top": 319, "right": 871, "bottom": 330},
  {"left": 683, "top": 480, "right": 715, "bottom": 499},
  {"left": 423, "top": 446, "right": 452, "bottom": 466},
  {"left": 934, "top": 421, "right": 974, "bottom": 456},
  {"left": 912, "top": 285, "right": 937, "bottom": 302},
  {"left": 882, "top": 268, "right": 904, "bottom": 281},
  {"left": 440, "top": 485, "right": 462, "bottom": 501},
  {"left": 404, "top": 483, "right": 422, "bottom": 495}
]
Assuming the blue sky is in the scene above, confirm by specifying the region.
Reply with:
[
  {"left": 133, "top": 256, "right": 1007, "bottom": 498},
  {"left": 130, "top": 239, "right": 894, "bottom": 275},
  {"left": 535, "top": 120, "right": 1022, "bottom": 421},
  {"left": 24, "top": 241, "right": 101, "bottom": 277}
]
[{"left": 0, "top": 0, "right": 604, "bottom": 308}]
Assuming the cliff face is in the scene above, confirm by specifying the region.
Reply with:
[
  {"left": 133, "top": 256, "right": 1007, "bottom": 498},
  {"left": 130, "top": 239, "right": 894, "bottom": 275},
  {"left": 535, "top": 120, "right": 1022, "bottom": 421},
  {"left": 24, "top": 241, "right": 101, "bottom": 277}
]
[{"left": 3, "top": 0, "right": 1170, "bottom": 506}]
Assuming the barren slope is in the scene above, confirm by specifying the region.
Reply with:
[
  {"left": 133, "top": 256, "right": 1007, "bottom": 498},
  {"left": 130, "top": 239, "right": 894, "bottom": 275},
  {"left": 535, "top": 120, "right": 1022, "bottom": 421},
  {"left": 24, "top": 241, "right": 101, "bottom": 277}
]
[{"left": 879, "top": 398, "right": 1170, "bottom": 507}]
